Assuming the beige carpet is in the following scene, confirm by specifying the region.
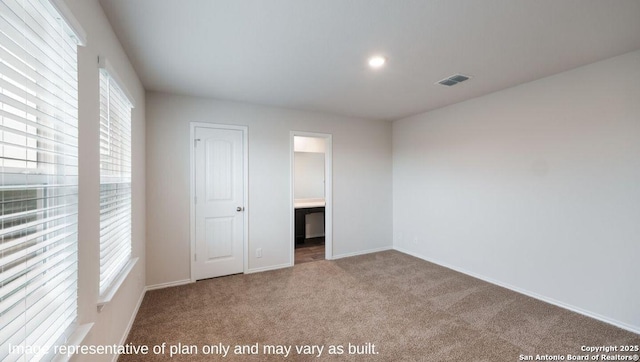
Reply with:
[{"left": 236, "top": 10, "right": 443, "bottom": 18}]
[{"left": 121, "top": 251, "right": 639, "bottom": 361}]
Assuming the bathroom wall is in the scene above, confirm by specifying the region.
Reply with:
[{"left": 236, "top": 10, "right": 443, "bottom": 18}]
[
  {"left": 294, "top": 139, "right": 326, "bottom": 238},
  {"left": 294, "top": 152, "right": 325, "bottom": 200}
]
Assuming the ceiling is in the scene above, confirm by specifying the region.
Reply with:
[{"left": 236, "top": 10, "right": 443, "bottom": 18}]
[{"left": 98, "top": 0, "right": 640, "bottom": 121}]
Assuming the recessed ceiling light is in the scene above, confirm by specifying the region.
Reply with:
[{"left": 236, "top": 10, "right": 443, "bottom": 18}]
[{"left": 368, "top": 56, "right": 386, "bottom": 68}]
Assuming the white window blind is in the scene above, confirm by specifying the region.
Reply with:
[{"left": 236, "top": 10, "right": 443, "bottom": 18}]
[
  {"left": 0, "top": 0, "right": 80, "bottom": 360},
  {"left": 99, "top": 68, "right": 132, "bottom": 296}
]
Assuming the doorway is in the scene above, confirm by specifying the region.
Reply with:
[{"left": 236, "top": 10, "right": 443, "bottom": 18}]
[
  {"left": 290, "top": 132, "right": 332, "bottom": 265},
  {"left": 190, "top": 123, "right": 248, "bottom": 281}
]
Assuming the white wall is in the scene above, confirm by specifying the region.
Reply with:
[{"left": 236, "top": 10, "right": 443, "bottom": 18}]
[
  {"left": 294, "top": 152, "right": 325, "bottom": 200},
  {"left": 393, "top": 50, "right": 640, "bottom": 333},
  {"left": 146, "top": 93, "right": 392, "bottom": 286},
  {"left": 67, "top": 0, "right": 146, "bottom": 360}
]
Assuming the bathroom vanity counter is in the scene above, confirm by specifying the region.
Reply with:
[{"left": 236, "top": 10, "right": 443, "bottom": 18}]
[{"left": 294, "top": 199, "right": 325, "bottom": 243}]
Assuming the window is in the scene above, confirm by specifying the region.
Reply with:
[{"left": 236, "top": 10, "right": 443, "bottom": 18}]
[
  {"left": 98, "top": 67, "right": 133, "bottom": 297},
  {"left": 0, "top": 0, "right": 81, "bottom": 360}
]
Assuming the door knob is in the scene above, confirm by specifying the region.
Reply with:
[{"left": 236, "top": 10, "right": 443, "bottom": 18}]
[{"left": 236, "top": 206, "right": 244, "bottom": 212}]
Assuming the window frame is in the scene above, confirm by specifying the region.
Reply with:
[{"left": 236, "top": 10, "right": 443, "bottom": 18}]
[{"left": 97, "top": 58, "right": 136, "bottom": 307}]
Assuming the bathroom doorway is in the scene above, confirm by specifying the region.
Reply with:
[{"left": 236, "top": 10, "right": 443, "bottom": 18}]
[{"left": 290, "top": 132, "right": 332, "bottom": 265}]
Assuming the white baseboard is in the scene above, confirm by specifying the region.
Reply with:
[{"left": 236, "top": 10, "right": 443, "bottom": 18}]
[
  {"left": 393, "top": 246, "right": 640, "bottom": 335},
  {"left": 246, "top": 263, "right": 291, "bottom": 274},
  {"left": 331, "top": 245, "right": 393, "bottom": 260},
  {"left": 146, "top": 278, "right": 192, "bottom": 291}
]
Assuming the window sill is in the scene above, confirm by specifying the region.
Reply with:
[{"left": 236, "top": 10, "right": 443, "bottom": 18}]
[
  {"left": 52, "top": 323, "right": 94, "bottom": 362},
  {"left": 97, "top": 257, "right": 138, "bottom": 311}
]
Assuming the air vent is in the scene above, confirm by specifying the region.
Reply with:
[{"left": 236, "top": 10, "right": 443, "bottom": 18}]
[{"left": 437, "top": 74, "right": 471, "bottom": 86}]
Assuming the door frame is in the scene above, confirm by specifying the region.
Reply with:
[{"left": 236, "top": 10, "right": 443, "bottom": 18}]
[
  {"left": 190, "top": 122, "right": 249, "bottom": 282},
  {"left": 290, "top": 131, "right": 333, "bottom": 265}
]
